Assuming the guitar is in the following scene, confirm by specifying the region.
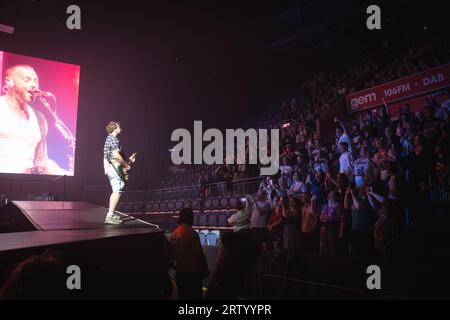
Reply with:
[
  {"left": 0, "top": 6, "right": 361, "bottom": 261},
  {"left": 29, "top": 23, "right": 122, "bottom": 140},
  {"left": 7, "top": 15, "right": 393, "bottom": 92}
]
[{"left": 114, "top": 152, "right": 137, "bottom": 181}]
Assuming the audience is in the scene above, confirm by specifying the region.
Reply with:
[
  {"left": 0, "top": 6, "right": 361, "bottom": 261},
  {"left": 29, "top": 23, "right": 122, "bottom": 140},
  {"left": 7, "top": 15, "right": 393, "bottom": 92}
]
[
  {"left": 0, "top": 249, "right": 67, "bottom": 300},
  {"left": 319, "top": 190, "right": 342, "bottom": 256},
  {"left": 300, "top": 192, "right": 319, "bottom": 253},
  {"left": 248, "top": 192, "right": 272, "bottom": 246},
  {"left": 282, "top": 196, "right": 301, "bottom": 252}
]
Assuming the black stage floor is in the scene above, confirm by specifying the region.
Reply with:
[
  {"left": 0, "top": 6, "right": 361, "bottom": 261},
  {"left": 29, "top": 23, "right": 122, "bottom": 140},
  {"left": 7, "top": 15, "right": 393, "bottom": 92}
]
[
  {"left": 12, "top": 201, "right": 157, "bottom": 231},
  {"left": 0, "top": 201, "right": 161, "bottom": 253},
  {"left": 0, "top": 202, "right": 170, "bottom": 299}
]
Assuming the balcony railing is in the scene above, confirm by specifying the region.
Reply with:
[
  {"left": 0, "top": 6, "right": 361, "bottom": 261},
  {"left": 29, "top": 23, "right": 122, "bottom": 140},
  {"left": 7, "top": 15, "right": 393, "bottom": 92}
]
[{"left": 82, "top": 176, "right": 264, "bottom": 208}]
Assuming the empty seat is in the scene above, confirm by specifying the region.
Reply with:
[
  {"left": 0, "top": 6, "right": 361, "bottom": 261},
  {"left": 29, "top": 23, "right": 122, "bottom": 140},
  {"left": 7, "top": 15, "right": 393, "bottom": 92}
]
[
  {"left": 167, "top": 201, "right": 175, "bottom": 211},
  {"left": 198, "top": 214, "right": 207, "bottom": 226},
  {"left": 199, "top": 229, "right": 209, "bottom": 243},
  {"left": 212, "top": 198, "right": 220, "bottom": 209},
  {"left": 160, "top": 202, "right": 168, "bottom": 211},
  {"left": 211, "top": 229, "right": 220, "bottom": 236},
  {"left": 208, "top": 214, "right": 218, "bottom": 227},
  {"left": 204, "top": 199, "right": 212, "bottom": 209},
  {"left": 198, "top": 233, "right": 207, "bottom": 246},
  {"left": 206, "top": 232, "right": 219, "bottom": 246},
  {"left": 193, "top": 214, "right": 199, "bottom": 226},
  {"left": 127, "top": 203, "right": 135, "bottom": 213},
  {"left": 134, "top": 203, "right": 142, "bottom": 212},
  {"left": 145, "top": 201, "right": 153, "bottom": 211},
  {"left": 175, "top": 201, "right": 183, "bottom": 210},
  {"left": 220, "top": 197, "right": 229, "bottom": 208},
  {"left": 218, "top": 214, "right": 229, "bottom": 227},
  {"left": 229, "top": 197, "right": 237, "bottom": 208},
  {"left": 192, "top": 201, "right": 201, "bottom": 210},
  {"left": 123, "top": 203, "right": 132, "bottom": 213},
  {"left": 182, "top": 189, "right": 191, "bottom": 199},
  {"left": 210, "top": 230, "right": 220, "bottom": 242}
]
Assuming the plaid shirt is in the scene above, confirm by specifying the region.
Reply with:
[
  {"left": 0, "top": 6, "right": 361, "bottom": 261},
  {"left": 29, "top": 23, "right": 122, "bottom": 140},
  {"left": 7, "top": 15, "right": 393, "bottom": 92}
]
[{"left": 103, "top": 134, "right": 121, "bottom": 163}]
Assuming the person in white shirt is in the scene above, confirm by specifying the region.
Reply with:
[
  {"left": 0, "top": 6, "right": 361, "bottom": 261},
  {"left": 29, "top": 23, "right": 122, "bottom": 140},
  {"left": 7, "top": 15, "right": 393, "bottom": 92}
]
[
  {"left": 0, "top": 65, "right": 66, "bottom": 175},
  {"left": 227, "top": 200, "right": 250, "bottom": 232},
  {"left": 247, "top": 192, "right": 272, "bottom": 245},
  {"left": 339, "top": 142, "right": 353, "bottom": 176},
  {"left": 334, "top": 117, "right": 353, "bottom": 154}
]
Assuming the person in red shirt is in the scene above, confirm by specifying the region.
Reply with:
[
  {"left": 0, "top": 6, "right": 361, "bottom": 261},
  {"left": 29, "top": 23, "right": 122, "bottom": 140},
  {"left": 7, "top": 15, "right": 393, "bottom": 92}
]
[{"left": 170, "top": 208, "right": 209, "bottom": 300}]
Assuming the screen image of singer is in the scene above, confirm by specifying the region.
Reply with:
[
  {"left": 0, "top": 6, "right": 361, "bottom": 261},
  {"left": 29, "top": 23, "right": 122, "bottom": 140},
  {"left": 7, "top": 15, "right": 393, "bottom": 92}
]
[{"left": 0, "top": 50, "right": 80, "bottom": 176}]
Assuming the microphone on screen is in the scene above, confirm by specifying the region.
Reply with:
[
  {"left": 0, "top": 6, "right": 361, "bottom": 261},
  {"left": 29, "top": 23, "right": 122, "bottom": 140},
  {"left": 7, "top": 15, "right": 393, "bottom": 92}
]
[{"left": 32, "top": 89, "right": 54, "bottom": 97}]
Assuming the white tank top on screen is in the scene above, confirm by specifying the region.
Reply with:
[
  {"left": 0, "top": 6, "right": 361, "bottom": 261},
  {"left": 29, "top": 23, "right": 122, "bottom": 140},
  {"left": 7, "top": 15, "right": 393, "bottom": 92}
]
[{"left": 0, "top": 96, "right": 42, "bottom": 173}]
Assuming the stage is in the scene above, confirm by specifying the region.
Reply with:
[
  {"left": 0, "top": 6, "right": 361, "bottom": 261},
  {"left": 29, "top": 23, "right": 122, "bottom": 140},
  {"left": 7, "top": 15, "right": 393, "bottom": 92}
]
[
  {"left": 0, "top": 201, "right": 171, "bottom": 299},
  {"left": 10, "top": 201, "right": 157, "bottom": 231}
]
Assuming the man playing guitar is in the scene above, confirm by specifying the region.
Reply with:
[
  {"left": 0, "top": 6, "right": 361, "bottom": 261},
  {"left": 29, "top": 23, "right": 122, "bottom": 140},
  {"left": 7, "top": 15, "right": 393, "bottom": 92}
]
[{"left": 103, "top": 121, "right": 136, "bottom": 224}]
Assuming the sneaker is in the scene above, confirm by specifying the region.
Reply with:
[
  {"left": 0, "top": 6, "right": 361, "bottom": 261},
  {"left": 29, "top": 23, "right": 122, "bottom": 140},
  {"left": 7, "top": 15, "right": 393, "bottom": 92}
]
[
  {"left": 112, "top": 214, "right": 123, "bottom": 221},
  {"left": 105, "top": 215, "right": 123, "bottom": 225}
]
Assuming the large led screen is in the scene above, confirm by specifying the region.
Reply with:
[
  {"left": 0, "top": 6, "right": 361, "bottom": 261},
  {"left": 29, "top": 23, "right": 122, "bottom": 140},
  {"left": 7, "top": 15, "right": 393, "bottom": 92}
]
[{"left": 0, "top": 51, "right": 79, "bottom": 176}]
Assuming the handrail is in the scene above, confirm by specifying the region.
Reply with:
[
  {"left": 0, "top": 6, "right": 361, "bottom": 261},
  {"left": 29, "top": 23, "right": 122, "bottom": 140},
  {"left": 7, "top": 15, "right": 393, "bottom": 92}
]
[
  {"left": 82, "top": 176, "right": 264, "bottom": 205},
  {"left": 82, "top": 176, "right": 265, "bottom": 193}
]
